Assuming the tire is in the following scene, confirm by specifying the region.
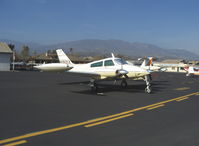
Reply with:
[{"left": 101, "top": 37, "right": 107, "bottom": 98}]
[
  {"left": 145, "top": 86, "right": 152, "bottom": 94},
  {"left": 91, "top": 84, "right": 98, "bottom": 92},
  {"left": 121, "top": 80, "right": 127, "bottom": 88}
]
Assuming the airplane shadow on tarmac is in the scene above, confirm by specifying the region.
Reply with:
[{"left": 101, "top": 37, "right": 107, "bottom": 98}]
[{"left": 59, "top": 80, "right": 169, "bottom": 95}]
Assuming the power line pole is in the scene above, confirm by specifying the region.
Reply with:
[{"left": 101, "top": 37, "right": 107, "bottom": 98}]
[{"left": 12, "top": 51, "right": 15, "bottom": 71}]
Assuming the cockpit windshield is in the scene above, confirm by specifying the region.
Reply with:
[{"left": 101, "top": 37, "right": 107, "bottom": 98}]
[{"left": 114, "top": 58, "right": 128, "bottom": 65}]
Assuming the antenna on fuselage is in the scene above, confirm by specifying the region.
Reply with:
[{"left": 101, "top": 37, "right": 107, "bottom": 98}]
[{"left": 111, "top": 53, "right": 115, "bottom": 58}]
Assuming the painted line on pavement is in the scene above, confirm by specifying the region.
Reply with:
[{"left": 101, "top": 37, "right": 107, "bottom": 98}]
[
  {"left": 0, "top": 91, "right": 199, "bottom": 145},
  {"left": 176, "top": 97, "right": 189, "bottom": 101},
  {"left": 3, "top": 140, "right": 27, "bottom": 146},
  {"left": 84, "top": 113, "right": 134, "bottom": 128},
  {"left": 146, "top": 104, "right": 165, "bottom": 110},
  {"left": 174, "top": 87, "right": 190, "bottom": 91}
]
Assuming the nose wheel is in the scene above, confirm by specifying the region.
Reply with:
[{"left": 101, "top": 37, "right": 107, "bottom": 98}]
[
  {"left": 144, "top": 75, "right": 152, "bottom": 94},
  {"left": 145, "top": 85, "right": 152, "bottom": 94}
]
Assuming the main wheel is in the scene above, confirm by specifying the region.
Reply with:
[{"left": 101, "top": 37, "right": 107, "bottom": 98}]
[
  {"left": 121, "top": 80, "right": 127, "bottom": 88},
  {"left": 90, "top": 82, "right": 98, "bottom": 92}
]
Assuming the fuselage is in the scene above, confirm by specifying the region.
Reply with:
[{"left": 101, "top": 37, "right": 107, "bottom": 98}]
[
  {"left": 67, "top": 57, "right": 150, "bottom": 80},
  {"left": 34, "top": 63, "right": 73, "bottom": 72}
]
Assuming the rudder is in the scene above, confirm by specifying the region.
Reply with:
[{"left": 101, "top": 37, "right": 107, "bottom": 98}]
[{"left": 56, "top": 49, "right": 73, "bottom": 66}]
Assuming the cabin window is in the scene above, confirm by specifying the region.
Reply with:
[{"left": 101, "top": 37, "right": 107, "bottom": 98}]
[
  {"left": 114, "top": 58, "right": 127, "bottom": 65},
  {"left": 172, "top": 67, "right": 175, "bottom": 70},
  {"left": 104, "top": 60, "right": 114, "bottom": 66},
  {"left": 90, "top": 61, "right": 103, "bottom": 67},
  {"left": 180, "top": 67, "right": 185, "bottom": 70}
]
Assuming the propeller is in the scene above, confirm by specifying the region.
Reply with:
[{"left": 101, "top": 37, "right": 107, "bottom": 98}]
[
  {"left": 111, "top": 53, "right": 129, "bottom": 78},
  {"left": 116, "top": 58, "right": 129, "bottom": 78},
  {"left": 116, "top": 68, "right": 129, "bottom": 79}
]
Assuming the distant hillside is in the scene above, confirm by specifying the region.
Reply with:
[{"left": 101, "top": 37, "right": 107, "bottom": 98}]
[
  {"left": 41, "top": 39, "right": 199, "bottom": 60},
  {"left": 1, "top": 39, "right": 199, "bottom": 60}
]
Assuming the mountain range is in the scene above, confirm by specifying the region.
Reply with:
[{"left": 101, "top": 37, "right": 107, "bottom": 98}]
[{"left": 1, "top": 39, "right": 199, "bottom": 60}]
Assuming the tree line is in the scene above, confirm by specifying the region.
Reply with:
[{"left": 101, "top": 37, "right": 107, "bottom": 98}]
[
  {"left": 8, "top": 43, "right": 131, "bottom": 63},
  {"left": 8, "top": 44, "right": 31, "bottom": 61},
  {"left": 8, "top": 44, "right": 61, "bottom": 62}
]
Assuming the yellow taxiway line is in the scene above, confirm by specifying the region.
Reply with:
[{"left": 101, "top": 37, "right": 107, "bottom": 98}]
[
  {"left": 3, "top": 140, "right": 27, "bottom": 146},
  {"left": 84, "top": 113, "right": 134, "bottom": 128},
  {"left": 174, "top": 87, "right": 190, "bottom": 91},
  {"left": 176, "top": 97, "right": 189, "bottom": 101},
  {"left": 0, "top": 91, "right": 199, "bottom": 145},
  {"left": 146, "top": 104, "right": 165, "bottom": 110}
]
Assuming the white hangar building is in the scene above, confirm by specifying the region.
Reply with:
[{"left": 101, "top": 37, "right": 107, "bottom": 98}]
[{"left": 0, "top": 42, "right": 12, "bottom": 71}]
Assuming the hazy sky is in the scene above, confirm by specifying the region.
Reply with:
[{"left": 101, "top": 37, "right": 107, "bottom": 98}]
[{"left": 0, "top": 0, "right": 199, "bottom": 54}]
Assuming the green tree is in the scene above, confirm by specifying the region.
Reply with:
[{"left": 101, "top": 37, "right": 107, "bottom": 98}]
[
  {"left": 47, "top": 50, "right": 52, "bottom": 55},
  {"left": 69, "top": 48, "right": 74, "bottom": 54},
  {"left": 52, "top": 49, "right": 56, "bottom": 55},
  {"left": 21, "top": 45, "right": 30, "bottom": 61},
  {"left": 32, "top": 50, "right": 37, "bottom": 56},
  {"left": 8, "top": 44, "right": 15, "bottom": 61},
  {"left": 8, "top": 44, "right": 15, "bottom": 51}
]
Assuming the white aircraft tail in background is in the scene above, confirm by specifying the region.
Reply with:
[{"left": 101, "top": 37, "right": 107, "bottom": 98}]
[
  {"left": 140, "top": 57, "right": 164, "bottom": 72},
  {"left": 34, "top": 49, "right": 73, "bottom": 72},
  {"left": 186, "top": 66, "right": 199, "bottom": 76},
  {"left": 56, "top": 49, "right": 74, "bottom": 66},
  {"left": 140, "top": 57, "right": 153, "bottom": 68}
]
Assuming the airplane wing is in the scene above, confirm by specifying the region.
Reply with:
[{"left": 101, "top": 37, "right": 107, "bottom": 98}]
[{"left": 67, "top": 70, "right": 101, "bottom": 79}]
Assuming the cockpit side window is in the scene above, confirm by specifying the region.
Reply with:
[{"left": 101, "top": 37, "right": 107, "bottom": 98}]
[
  {"left": 90, "top": 61, "right": 103, "bottom": 67},
  {"left": 114, "top": 58, "right": 127, "bottom": 65},
  {"left": 104, "top": 60, "right": 114, "bottom": 66}
]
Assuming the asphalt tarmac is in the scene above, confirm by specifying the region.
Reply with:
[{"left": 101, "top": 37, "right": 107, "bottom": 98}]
[{"left": 0, "top": 71, "right": 199, "bottom": 146}]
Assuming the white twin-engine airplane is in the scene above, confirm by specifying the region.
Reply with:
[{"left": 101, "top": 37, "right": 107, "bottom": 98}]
[{"left": 35, "top": 49, "right": 152, "bottom": 93}]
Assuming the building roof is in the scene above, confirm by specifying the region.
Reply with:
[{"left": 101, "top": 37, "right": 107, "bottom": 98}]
[
  {"left": 161, "top": 59, "right": 183, "bottom": 63},
  {"left": 0, "top": 42, "right": 12, "bottom": 53}
]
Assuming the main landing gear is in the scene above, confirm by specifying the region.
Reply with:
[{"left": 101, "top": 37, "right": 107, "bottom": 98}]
[
  {"left": 120, "top": 77, "right": 152, "bottom": 93},
  {"left": 90, "top": 79, "right": 98, "bottom": 92},
  {"left": 89, "top": 76, "right": 152, "bottom": 94},
  {"left": 121, "top": 79, "right": 127, "bottom": 88},
  {"left": 144, "top": 75, "right": 152, "bottom": 94}
]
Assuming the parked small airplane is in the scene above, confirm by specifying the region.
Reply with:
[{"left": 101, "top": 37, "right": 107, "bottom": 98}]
[
  {"left": 185, "top": 66, "right": 199, "bottom": 76},
  {"left": 54, "top": 49, "right": 152, "bottom": 93},
  {"left": 35, "top": 49, "right": 152, "bottom": 93}
]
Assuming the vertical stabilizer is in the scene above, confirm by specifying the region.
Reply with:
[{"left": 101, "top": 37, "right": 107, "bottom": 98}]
[
  {"left": 56, "top": 49, "right": 74, "bottom": 66},
  {"left": 148, "top": 57, "right": 153, "bottom": 66},
  {"left": 141, "top": 60, "right": 146, "bottom": 68}
]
